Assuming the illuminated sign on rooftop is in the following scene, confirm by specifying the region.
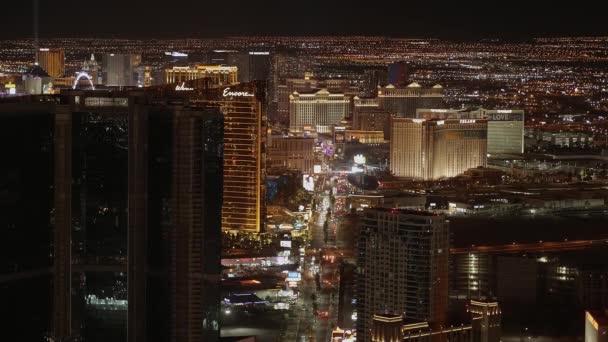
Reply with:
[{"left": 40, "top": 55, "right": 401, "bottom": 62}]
[
  {"left": 223, "top": 87, "right": 254, "bottom": 97},
  {"left": 164, "top": 51, "right": 188, "bottom": 57},
  {"left": 175, "top": 82, "right": 194, "bottom": 91}
]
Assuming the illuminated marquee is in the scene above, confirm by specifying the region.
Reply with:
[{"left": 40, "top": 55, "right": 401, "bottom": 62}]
[
  {"left": 223, "top": 87, "right": 254, "bottom": 97},
  {"left": 460, "top": 119, "right": 476, "bottom": 124}
]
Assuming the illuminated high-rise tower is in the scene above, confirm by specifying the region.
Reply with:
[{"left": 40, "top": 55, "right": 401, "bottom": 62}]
[
  {"left": 164, "top": 65, "right": 238, "bottom": 85},
  {"left": 220, "top": 85, "right": 267, "bottom": 233},
  {"left": 82, "top": 54, "right": 101, "bottom": 85},
  {"left": 390, "top": 118, "right": 487, "bottom": 180},
  {"left": 37, "top": 48, "right": 65, "bottom": 77},
  {"left": 416, "top": 108, "right": 525, "bottom": 155},
  {"left": 102, "top": 53, "right": 142, "bottom": 87},
  {"left": 289, "top": 89, "right": 350, "bottom": 133},
  {"left": 378, "top": 83, "right": 444, "bottom": 118},
  {"left": 277, "top": 74, "right": 358, "bottom": 125}
]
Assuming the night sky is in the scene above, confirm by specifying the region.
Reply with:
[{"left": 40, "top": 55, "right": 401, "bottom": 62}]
[{"left": 2, "top": 1, "right": 606, "bottom": 39}]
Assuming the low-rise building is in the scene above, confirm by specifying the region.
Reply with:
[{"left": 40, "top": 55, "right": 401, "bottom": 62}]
[
  {"left": 370, "top": 299, "right": 501, "bottom": 342},
  {"left": 345, "top": 130, "right": 385, "bottom": 144}
]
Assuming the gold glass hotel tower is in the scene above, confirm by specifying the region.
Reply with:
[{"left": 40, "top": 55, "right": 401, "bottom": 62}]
[
  {"left": 219, "top": 89, "right": 266, "bottom": 233},
  {"left": 390, "top": 118, "right": 487, "bottom": 180},
  {"left": 37, "top": 48, "right": 65, "bottom": 78}
]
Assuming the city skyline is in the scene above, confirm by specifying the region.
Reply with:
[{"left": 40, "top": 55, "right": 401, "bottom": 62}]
[{"left": 1, "top": 6, "right": 608, "bottom": 342}]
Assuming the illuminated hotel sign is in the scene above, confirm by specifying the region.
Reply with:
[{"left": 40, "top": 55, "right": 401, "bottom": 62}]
[
  {"left": 175, "top": 82, "right": 194, "bottom": 91},
  {"left": 487, "top": 112, "right": 523, "bottom": 121},
  {"left": 223, "top": 87, "right": 254, "bottom": 97},
  {"left": 164, "top": 51, "right": 188, "bottom": 57}
]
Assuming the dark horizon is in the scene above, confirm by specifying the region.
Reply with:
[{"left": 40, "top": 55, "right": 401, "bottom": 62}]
[{"left": 3, "top": 1, "right": 607, "bottom": 40}]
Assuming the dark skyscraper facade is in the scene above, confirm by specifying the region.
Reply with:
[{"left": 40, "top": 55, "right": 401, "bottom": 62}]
[
  {"left": 0, "top": 105, "right": 54, "bottom": 341},
  {"left": 170, "top": 106, "right": 224, "bottom": 342},
  {"left": 388, "top": 61, "right": 410, "bottom": 87},
  {"left": 0, "top": 80, "right": 262, "bottom": 342},
  {"left": 248, "top": 51, "right": 271, "bottom": 82},
  {"left": 356, "top": 208, "right": 449, "bottom": 342}
]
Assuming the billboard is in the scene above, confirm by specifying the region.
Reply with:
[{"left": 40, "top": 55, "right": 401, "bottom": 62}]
[
  {"left": 322, "top": 143, "right": 335, "bottom": 157},
  {"left": 303, "top": 174, "right": 315, "bottom": 192},
  {"left": 287, "top": 271, "right": 301, "bottom": 282},
  {"left": 353, "top": 154, "right": 366, "bottom": 165}
]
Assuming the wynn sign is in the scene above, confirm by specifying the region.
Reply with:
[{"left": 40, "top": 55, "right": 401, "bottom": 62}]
[{"left": 175, "top": 82, "right": 194, "bottom": 91}]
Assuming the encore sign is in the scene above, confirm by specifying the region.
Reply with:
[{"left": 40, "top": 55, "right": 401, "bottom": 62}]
[{"left": 223, "top": 87, "right": 254, "bottom": 97}]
